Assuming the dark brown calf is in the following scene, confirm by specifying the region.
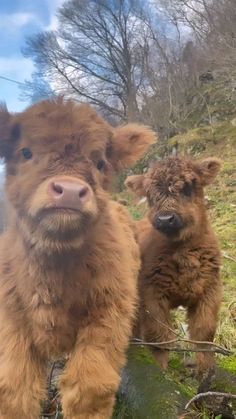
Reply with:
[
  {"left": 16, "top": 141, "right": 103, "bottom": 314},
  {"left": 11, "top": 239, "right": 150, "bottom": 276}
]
[
  {"left": 0, "top": 97, "right": 155, "bottom": 419},
  {"left": 126, "top": 156, "right": 222, "bottom": 375}
]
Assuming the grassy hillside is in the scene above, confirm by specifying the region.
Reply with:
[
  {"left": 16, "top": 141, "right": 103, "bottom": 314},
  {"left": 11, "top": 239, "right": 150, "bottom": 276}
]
[
  {"left": 171, "top": 122, "right": 236, "bottom": 349},
  {"left": 116, "top": 120, "right": 236, "bottom": 348},
  {"left": 113, "top": 119, "right": 236, "bottom": 417}
]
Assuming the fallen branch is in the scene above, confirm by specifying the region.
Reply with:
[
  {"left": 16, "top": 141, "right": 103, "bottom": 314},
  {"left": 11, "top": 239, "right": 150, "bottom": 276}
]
[
  {"left": 142, "top": 309, "right": 234, "bottom": 355},
  {"left": 131, "top": 338, "right": 233, "bottom": 356},
  {"left": 222, "top": 251, "right": 236, "bottom": 263},
  {"left": 185, "top": 391, "right": 236, "bottom": 410}
]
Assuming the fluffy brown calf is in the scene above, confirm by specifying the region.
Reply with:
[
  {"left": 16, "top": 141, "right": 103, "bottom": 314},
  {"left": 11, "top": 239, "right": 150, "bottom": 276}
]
[
  {"left": 0, "top": 97, "right": 155, "bottom": 419},
  {"left": 126, "top": 156, "right": 222, "bottom": 375}
]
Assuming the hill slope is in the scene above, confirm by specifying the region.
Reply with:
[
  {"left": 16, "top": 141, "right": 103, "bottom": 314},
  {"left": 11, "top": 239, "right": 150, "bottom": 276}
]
[{"left": 114, "top": 119, "right": 236, "bottom": 418}]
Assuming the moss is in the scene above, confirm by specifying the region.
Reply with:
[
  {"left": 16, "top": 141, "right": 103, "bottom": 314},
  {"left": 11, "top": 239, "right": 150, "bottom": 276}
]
[
  {"left": 114, "top": 349, "right": 236, "bottom": 418},
  {"left": 113, "top": 395, "right": 134, "bottom": 419},
  {"left": 114, "top": 347, "right": 190, "bottom": 418},
  {"left": 218, "top": 355, "right": 236, "bottom": 375},
  {"left": 211, "top": 374, "right": 236, "bottom": 396},
  {"left": 128, "top": 346, "right": 156, "bottom": 365},
  {"left": 176, "top": 382, "right": 195, "bottom": 399},
  {"left": 168, "top": 354, "right": 196, "bottom": 399},
  {"left": 168, "top": 354, "right": 182, "bottom": 371}
]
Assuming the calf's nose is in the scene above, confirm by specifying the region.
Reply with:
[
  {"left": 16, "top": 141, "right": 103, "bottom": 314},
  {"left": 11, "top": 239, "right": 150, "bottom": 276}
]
[
  {"left": 155, "top": 213, "right": 183, "bottom": 233},
  {"left": 48, "top": 179, "right": 91, "bottom": 210},
  {"left": 157, "top": 214, "right": 175, "bottom": 226}
]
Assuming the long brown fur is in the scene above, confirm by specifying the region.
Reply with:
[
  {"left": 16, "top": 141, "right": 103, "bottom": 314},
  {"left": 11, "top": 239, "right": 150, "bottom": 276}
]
[
  {"left": 0, "top": 97, "right": 156, "bottom": 419},
  {"left": 125, "top": 156, "right": 222, "bottom": 375}
]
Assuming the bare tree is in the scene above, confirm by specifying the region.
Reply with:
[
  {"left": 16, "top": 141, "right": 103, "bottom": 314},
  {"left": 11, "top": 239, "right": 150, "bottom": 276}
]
[
  {"left": 138, "top": 2, "right": 198, "bottom": 135},
  {"left": 163, "top": 0, "right": 236, "bottom": 70},
  {"left": 23, "top": 0, "right": 153, "bottom": 121},
  {"left": 22, "top": 0, "right": 236, "bottom": 138},
  {"left": 140, "top": 0, "right": 236, "bottom": 135},
  {"left": 20, "top": 72, "right": 55, "bottom": 104}
]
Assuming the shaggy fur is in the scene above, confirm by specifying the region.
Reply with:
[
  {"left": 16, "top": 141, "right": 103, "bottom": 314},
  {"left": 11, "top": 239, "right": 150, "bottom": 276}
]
[
  {"left": 0, "top": 97, "right": 156, "bottom": 419},
  {"left": 125, "top": 156, "right": 222, "bottom": 375}
]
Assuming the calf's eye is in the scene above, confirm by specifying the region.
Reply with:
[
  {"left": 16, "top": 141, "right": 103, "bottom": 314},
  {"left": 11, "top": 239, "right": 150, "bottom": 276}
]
[
  {"left": 182, "top": 182, "right": 193, "bottom": 197},
  {"left": 96, "top": 160, "right": 105, "bottom": 171},
  {"left": 22, "top": 148, "right": 32, "bottom": 160}
]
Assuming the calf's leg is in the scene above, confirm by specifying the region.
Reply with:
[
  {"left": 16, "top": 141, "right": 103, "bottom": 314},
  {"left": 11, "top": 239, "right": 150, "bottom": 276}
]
[
  {"left": 140, "top": 297, "right": 174, "bottom": 369},
  {"left": 60, "top": 314, "right": 132, "bottom": 418},
  {"left": 0, "top": 326, "right": 46, "bottom": 419},
  {"left": 187, "top": 288, "right": 221, "bottom": 376}
]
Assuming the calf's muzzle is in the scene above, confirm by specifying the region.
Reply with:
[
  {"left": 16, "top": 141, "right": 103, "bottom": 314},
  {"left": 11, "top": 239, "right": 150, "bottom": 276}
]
[
  {"left": 47, "top": 178, "right": 92, "bottom": 211},
  {"left": 154, "top": 213, "right": 184, "bottom": 234}
]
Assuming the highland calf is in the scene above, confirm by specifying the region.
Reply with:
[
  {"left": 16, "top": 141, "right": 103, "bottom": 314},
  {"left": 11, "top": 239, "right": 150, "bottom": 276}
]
[
  {"left": 0, "top": 97, "right": 155, "bottom": 419},
  {"left": 126, "top": 156, "right": 222, "bottom": 375}
]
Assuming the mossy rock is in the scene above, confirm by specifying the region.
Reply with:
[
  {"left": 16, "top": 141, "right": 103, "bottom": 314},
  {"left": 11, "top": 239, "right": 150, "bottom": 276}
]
[
  {"left": 113, "top": 346, "right": 189, "bottom": 418},
  {"left": 200, "top": 366, "right": 236, "bottom": 418},
  {"left": 113, "top": 348, "right": 236, "bottom": 419},
  {"left": 212, "top": 368, "right": 236, "bottom": 395}
]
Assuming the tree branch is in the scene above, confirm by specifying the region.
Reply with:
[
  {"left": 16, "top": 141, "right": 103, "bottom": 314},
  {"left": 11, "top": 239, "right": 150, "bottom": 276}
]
[
  {"left": 131, "top": 338, "right": 233, "bottom": 356},
  {"left": 185, "top": 391, "right": 236, "bottom": 411}
]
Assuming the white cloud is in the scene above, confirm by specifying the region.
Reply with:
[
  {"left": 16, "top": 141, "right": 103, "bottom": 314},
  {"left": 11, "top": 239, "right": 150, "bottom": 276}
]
[
  {"left": 0, "top": 1, "right": 65, "bottom": 112},
  {"left": 0, "top": 12, "right": 36, "bottom": 30},
  {"left": 47, "top": 0, "right": 65, "bottom": 12},
  {"left": 0, "top": 57, "right": 35, "bottom": 112},
  {"left": 0, "top": 57, "right": 34, "bottom": 82},
  {"left": 44, "top": 0, "right": 65, "bottom": 31},
  {"left": 45, "top": 15, "right": 59, "bottom": 31}
]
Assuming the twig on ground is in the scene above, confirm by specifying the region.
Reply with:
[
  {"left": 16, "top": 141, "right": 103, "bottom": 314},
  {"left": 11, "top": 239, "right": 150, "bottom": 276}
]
[
  {"left": 142, "top": 309, "right": 234, "bottom": 355},
  {"left": 222, "top": 251, "right": 236, "bottom": 263},
  {"left": 131, "top": 338, "right": 233, "bottom": 356},
  {"left": 185, "top": 391, "right": 236, "bottom": 410}
]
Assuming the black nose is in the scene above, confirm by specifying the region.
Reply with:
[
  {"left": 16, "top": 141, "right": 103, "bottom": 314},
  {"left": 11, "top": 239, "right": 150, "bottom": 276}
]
[{"left": 154, "top": 214, "right": 183, "bottom": 234}]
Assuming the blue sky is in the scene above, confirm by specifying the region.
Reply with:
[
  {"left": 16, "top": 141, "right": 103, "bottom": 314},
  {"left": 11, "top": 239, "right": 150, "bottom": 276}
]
[{"left": 0, "top": 0, "right": 64, "bottom": 112}]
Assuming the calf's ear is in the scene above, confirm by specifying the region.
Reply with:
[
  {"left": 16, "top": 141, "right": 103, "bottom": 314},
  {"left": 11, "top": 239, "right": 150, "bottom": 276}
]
[
  {"left": 110, "top": 123, "right": 156, "bottom": 171},
  {"left": 197, "top": 157, "right": 222, "bottom": 185},
  {"left": 125, "top": 174, "right": 146, "bottom": 197},
  {"left": 0, "top": 104, "right": 20, "bottom": 160}
]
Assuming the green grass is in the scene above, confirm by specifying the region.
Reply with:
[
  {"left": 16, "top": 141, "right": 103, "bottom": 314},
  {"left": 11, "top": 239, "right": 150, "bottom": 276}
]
[
  {"left": 218, "top": 355, "right": 236, "bottom": 375},
  {"left": 113, "top": 118, "right": 236, "bottom": 418},
  {"left": 115, "top": 118, "right": 236, "bottom": 353}
]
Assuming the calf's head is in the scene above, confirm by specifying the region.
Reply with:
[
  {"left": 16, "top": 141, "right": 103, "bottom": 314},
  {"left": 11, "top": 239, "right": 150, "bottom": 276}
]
[
  {"left": 0, "top": 98, "right": 155, "bottom": 250},
  {"left": 126, "top": 156, "right": 221, "bottom": 241}
]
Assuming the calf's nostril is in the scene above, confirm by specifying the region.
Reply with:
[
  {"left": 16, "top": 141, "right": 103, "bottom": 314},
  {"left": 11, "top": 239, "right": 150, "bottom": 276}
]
[
  {"left": 168, "top": 215, "right": 175, "bottom": 224},
  {"left": 79, "top": 186, "right": 89, "bottom": 199},
  {"left": 52, "top": 182, "right": 64, "bottom": 195},
  {"left": 158, "top": 215, "right": 175, "bottom": 224}
]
